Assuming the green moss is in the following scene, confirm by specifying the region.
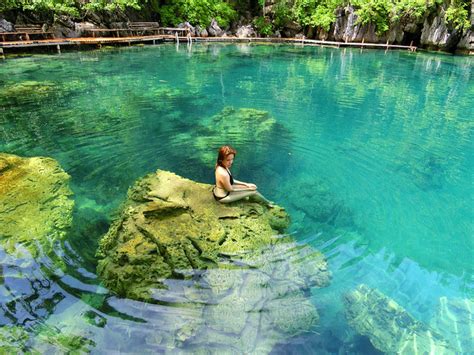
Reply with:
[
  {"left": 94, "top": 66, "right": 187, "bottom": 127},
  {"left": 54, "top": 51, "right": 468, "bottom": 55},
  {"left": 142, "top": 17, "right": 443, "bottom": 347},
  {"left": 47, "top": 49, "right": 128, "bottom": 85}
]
[{"left": 0, "top": 153, "right": 74, "bottom": 259}]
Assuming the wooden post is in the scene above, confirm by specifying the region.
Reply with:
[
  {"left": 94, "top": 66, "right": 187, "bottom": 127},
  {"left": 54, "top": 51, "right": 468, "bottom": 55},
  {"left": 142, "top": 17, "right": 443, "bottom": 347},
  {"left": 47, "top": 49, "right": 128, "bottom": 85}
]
[
  {"left": 386, "top": 39, "right": 389, "bottom": 49},
  {"left": 0, "top": 48, "right": 4, "bottom": 60},
  {"left": 56, "top": 44, "right": 61, "bottom": 54}
]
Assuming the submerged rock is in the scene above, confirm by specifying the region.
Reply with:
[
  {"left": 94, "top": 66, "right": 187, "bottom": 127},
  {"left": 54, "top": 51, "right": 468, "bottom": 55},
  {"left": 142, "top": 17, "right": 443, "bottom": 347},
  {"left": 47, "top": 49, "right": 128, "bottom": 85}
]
[
  {"left": 97, "top": 170, "right": 331, "bottom": 351},
  {"left": 344, "top": 284, "right": 455, "bottom": 354},
  {"left": 0, "top": 324, "right": 95, "bottom": 353},
  {"left": 431, "top": 297, "right": 474, "bottom": 354},
  {"left": 0, "top": 153, "right": 74, "bottom": 257},
  {"left": 177, "top": 106, "right": 291, "bottom": 177}
]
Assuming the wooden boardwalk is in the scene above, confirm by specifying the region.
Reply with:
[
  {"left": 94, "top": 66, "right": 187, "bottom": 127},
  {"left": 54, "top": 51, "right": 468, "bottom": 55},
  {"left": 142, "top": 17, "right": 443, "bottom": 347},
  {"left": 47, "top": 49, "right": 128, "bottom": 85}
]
[{"left": 0, "top": 34, "right": 417, "bottom": 55}]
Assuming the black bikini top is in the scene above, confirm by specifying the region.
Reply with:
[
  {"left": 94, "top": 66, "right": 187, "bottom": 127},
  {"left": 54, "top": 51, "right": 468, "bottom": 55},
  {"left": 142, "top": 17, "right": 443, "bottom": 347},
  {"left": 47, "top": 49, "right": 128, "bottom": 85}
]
[{"left": 226, "top": 168, "right": 234, "bottom": 185}]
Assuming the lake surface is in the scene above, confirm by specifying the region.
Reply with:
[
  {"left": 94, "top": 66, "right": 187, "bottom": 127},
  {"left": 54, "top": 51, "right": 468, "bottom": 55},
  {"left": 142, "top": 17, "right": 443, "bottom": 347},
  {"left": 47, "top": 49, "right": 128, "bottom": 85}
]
[{"left": 0, "top": 43, "right": 473, "bottom": 353}]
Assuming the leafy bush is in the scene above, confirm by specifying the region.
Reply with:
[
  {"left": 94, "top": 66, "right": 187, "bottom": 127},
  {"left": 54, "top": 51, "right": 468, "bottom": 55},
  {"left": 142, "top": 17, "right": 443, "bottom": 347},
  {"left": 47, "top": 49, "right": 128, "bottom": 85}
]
[
  {"left": 2, "top": 0, "right": 80, "bottom": 15},
  {"left": 292, "top": 0, "right": 340, "bottom": 31},
  {"left": 254, "top": 16, "right": 274, "bottom": 36},
  {"left": 273, "top": 0, "right": 293, "bottom": 30},
  {"left": 83, "top": 0, "right": 144, "bottom": 12},
  {"left": 353, "top": 0, "right": 391, "bottom": 35},
  {"left": 445, "top": 0, "right": 471, "bottom": 30},
  {"left": 158, "top": 0, "right": 237, "bottom": 28}
]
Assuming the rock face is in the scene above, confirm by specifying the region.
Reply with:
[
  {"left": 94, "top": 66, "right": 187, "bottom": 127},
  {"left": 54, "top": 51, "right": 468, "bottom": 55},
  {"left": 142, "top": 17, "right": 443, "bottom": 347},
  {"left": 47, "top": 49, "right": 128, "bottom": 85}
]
[
  {"left": 344, "top": 285, "right": 455, "bottom": 354},
  {"left": 207, "top": 18, "right": 224, "bottom": 37},
  {"left": 97, "top": 170, "right": 331, "bottom": 351},
  {"left": 0, "top": 18, "right": 14, "bottom": 32},
  {"left": 0, "top": 153, "right": 74, "bottom": 257},
  {"left": 236, "top": 24, "right": 256, "bottom": 38}
]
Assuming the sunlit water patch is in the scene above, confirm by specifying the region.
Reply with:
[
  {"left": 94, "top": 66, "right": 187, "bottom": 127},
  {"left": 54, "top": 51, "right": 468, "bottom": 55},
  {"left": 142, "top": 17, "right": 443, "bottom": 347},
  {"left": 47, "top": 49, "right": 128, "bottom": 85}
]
[{"left": 0, "top": 43, "right": 473, "bottom": 353}]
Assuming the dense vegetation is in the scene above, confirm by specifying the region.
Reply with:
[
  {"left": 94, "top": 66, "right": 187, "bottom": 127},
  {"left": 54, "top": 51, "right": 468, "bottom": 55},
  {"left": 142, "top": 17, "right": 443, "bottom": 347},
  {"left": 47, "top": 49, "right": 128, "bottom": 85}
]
[{"left": 1, "top": 0, "right": 471, "bottom": 36}]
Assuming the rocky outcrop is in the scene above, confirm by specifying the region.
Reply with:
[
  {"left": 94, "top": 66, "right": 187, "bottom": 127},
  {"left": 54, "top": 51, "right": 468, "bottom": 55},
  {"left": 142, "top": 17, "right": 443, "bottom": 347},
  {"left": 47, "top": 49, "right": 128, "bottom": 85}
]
[
  {"left": 0, "top": 153, "right": 74, "bottom": 257},
  {"left": 97, "top": 170, "right": 331, "bottom": 351},
  {"left": 0, "top": 18, "right": 14, "bottom": 32},
  {"left": 236, "top": 24, "right": 256, "bottom": 38},
  {"left": 344, "top": 285, "right": 456, "bottom": 354},
  {"left": 207, "top": 18, "right": 224, "bottom": 37}
]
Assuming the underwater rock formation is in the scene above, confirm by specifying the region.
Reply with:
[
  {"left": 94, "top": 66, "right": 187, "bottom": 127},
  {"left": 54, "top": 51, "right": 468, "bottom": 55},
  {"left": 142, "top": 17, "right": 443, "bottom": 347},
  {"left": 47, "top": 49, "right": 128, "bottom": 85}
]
[
  {"left": 0, "top": 324, "right": 94, "bottom": 353},
  {"left": 431, "top": 297, "right": 474, "bottom": 354},
  {"left": 0, "top": 153, "right": 74, "bottom": 257},
  {"left": 275, "top": 173, "right": 354, "bottom": 233},
  {"left": 170, "top": 107, "right": 291, "bottom": 178},
  {"left": 97, "top": 170, "right": 331, "bottom": 351},
  {"left": 344, "top": 284, "right": 455, "bottom": 354}
]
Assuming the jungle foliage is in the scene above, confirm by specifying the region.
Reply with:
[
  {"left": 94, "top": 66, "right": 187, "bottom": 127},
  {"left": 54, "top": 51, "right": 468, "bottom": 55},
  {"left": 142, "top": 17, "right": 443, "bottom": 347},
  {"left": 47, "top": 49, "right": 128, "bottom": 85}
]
[{"left": 1, "top": 0, "right": 471, "bottom": 35}]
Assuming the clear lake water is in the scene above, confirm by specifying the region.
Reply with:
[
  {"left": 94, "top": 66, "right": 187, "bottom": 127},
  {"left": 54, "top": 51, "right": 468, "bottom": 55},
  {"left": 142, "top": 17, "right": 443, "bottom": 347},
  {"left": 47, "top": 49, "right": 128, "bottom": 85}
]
[{"left": 0, "top": 43, "right": 473, "bottom": 353}]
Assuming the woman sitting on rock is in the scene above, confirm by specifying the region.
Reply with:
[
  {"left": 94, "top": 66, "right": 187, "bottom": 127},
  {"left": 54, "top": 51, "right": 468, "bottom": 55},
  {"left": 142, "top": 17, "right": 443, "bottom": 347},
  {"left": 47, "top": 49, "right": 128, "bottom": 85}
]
[{"left": 213, "top": 145, "right": 272, "bottom": 205}]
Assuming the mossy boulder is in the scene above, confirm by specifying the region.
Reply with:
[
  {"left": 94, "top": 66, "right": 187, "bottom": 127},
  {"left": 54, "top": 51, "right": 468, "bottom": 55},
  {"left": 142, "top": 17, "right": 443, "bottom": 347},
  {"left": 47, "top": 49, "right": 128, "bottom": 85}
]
[
  {"left": 344, "top": 284, "right": 455, "bottom": 354},
  {"left": 97, "top": 170, "right": 331, "bottom": 352},
  {"left": 96, "top": 169, "right": 291, "bottom": 301},
  {"left": 0, "top": 153, "right": 74, "bottom": 257}
]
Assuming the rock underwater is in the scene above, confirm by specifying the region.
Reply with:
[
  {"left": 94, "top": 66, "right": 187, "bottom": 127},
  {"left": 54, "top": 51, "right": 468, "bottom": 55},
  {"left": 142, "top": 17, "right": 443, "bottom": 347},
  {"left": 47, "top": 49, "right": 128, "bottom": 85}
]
[
  {"left": 0, "top": 153, "right": 74, "bottom": 257},
  {"left": 344, "top": 284, "right": 467, "bottom": 354},
  {"left": 97, "top": 170, "right": 331, "bottom": 352}
]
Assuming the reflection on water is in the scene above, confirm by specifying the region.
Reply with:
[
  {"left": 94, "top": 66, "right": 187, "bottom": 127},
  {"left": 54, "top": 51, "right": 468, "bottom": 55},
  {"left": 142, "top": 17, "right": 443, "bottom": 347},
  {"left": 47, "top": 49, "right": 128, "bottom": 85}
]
[{"left": 0, "top": 44, "right": 472, "bottom": 353}]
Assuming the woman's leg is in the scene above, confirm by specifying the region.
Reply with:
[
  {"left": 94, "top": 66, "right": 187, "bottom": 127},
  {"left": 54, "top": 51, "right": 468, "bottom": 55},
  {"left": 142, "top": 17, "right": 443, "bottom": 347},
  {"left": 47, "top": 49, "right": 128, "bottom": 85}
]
[
  {"left": 219, "top": 190, "right": 273, "bottom": 206},
  {"left": 219, "top": 190, "right": 258, "bottom": 203},
  {"left": 250, "top": 191, "right": 274, "bottom": 206}
]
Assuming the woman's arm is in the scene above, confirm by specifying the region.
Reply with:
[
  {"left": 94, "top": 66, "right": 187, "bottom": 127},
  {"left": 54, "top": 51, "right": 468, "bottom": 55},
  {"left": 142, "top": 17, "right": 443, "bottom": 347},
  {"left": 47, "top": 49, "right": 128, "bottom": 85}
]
[
  {"left": 217, "top": 169, "right": 255, "bottom": 191},
  {"left": 233, "top": 179, "right": 257, "bottom": 189}
]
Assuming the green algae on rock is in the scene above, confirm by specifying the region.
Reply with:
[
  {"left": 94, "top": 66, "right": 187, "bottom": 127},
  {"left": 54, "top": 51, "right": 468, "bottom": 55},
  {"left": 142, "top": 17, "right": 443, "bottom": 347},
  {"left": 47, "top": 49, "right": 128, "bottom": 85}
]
[
  {"left": 0, "top": 324, "right": 95, "bottom": 353},
  {"left": 0, "top": 153, "right": 74, "bottom": 257},
  {"left": 96, "top": 169, "right": 292, "bottom": 300},
  {"left": 172, "top": 107, "right": 292, "bottom": 172},
  {"left": 344, "top": 284, "right": 455, "bottom": 354},
  {"left": 96, "top": 170, "right": 331, "bottom": 351}
]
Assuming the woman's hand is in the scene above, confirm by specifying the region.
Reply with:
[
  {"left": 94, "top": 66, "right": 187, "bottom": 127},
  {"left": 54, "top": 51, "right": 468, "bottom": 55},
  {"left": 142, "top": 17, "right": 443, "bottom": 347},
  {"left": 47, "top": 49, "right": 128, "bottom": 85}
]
[{"left": 246, "top": 183, "right": 257, "bottom": 190}]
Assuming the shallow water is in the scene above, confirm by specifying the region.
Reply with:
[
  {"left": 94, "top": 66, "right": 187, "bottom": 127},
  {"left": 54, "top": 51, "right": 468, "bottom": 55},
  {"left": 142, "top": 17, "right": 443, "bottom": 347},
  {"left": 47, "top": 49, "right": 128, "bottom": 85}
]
[{"left": 0, "top": 43, "right": 473, "bottom": 353}]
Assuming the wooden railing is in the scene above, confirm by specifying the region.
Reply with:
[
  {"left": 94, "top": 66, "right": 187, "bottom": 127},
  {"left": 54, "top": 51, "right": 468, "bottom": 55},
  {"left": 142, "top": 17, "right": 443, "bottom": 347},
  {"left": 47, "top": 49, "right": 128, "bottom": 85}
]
[{"left": 1, "top": 24, "right": 54, "bottom": 42}]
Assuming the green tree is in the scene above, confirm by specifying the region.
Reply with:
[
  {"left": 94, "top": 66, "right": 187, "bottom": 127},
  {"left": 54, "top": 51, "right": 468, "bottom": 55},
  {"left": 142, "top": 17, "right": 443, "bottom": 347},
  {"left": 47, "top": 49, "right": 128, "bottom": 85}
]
[
  {"left": 445, "top": 0, "right": 471, "bottom": 31},
  {"left": 158, "top": 0, "right": 237, "bottom": 27}
]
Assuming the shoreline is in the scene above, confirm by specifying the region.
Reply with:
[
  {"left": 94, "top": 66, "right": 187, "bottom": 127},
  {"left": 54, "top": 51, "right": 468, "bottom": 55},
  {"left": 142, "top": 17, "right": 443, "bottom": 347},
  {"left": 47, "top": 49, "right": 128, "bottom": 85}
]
[{"left": 2, "top": 34, "right": 473, "bottom": 58}]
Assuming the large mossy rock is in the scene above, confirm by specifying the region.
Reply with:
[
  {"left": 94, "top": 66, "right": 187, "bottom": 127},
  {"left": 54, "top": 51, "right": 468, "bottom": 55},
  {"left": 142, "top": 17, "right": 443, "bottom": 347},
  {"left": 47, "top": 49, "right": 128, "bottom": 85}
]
[
  {"left": 97, "top": 169, "right": 293, "bottom": 300},
  {"left": 97, "top": 170, "right": 331, "bottom": 352},
  {"left": 0, "top": 153, "right": 74, "bottom": 257},
  {"left": 344, "top": 284, "right": 455, "bottom": 354}
]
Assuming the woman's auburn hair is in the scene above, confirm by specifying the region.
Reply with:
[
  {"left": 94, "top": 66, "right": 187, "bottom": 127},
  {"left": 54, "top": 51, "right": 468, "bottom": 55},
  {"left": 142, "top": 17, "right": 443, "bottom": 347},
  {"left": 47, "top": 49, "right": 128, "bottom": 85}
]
[{"left": 216, "top": 145, "right": 236, "bottom": 169}]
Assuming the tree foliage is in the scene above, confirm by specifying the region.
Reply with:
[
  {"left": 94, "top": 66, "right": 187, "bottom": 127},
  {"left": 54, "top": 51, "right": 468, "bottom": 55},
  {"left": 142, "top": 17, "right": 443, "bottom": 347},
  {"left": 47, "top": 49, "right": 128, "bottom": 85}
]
[
  {"left": 158, "top": 0, "right": 237, "bottom": 27},
  {"left": 0, "top": 0, "right": 471, "bottom": 38},
  {"left": 445, "top": 0, "right": 471, "bottom": 31}
]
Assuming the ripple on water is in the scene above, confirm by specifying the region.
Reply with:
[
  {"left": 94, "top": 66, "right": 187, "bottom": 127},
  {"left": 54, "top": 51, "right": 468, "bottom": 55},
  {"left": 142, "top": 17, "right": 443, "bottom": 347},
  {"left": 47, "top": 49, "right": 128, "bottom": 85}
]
[{"left": 0, "top": 44, "right": 472, "bottom": 353}]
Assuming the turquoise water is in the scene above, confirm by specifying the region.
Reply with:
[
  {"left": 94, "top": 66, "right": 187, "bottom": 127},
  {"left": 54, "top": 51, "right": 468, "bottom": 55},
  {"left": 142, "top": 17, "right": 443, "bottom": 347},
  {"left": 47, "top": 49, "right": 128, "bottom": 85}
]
[{"left": 0, "top": 43, "right": 473, "bottom": 352}]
